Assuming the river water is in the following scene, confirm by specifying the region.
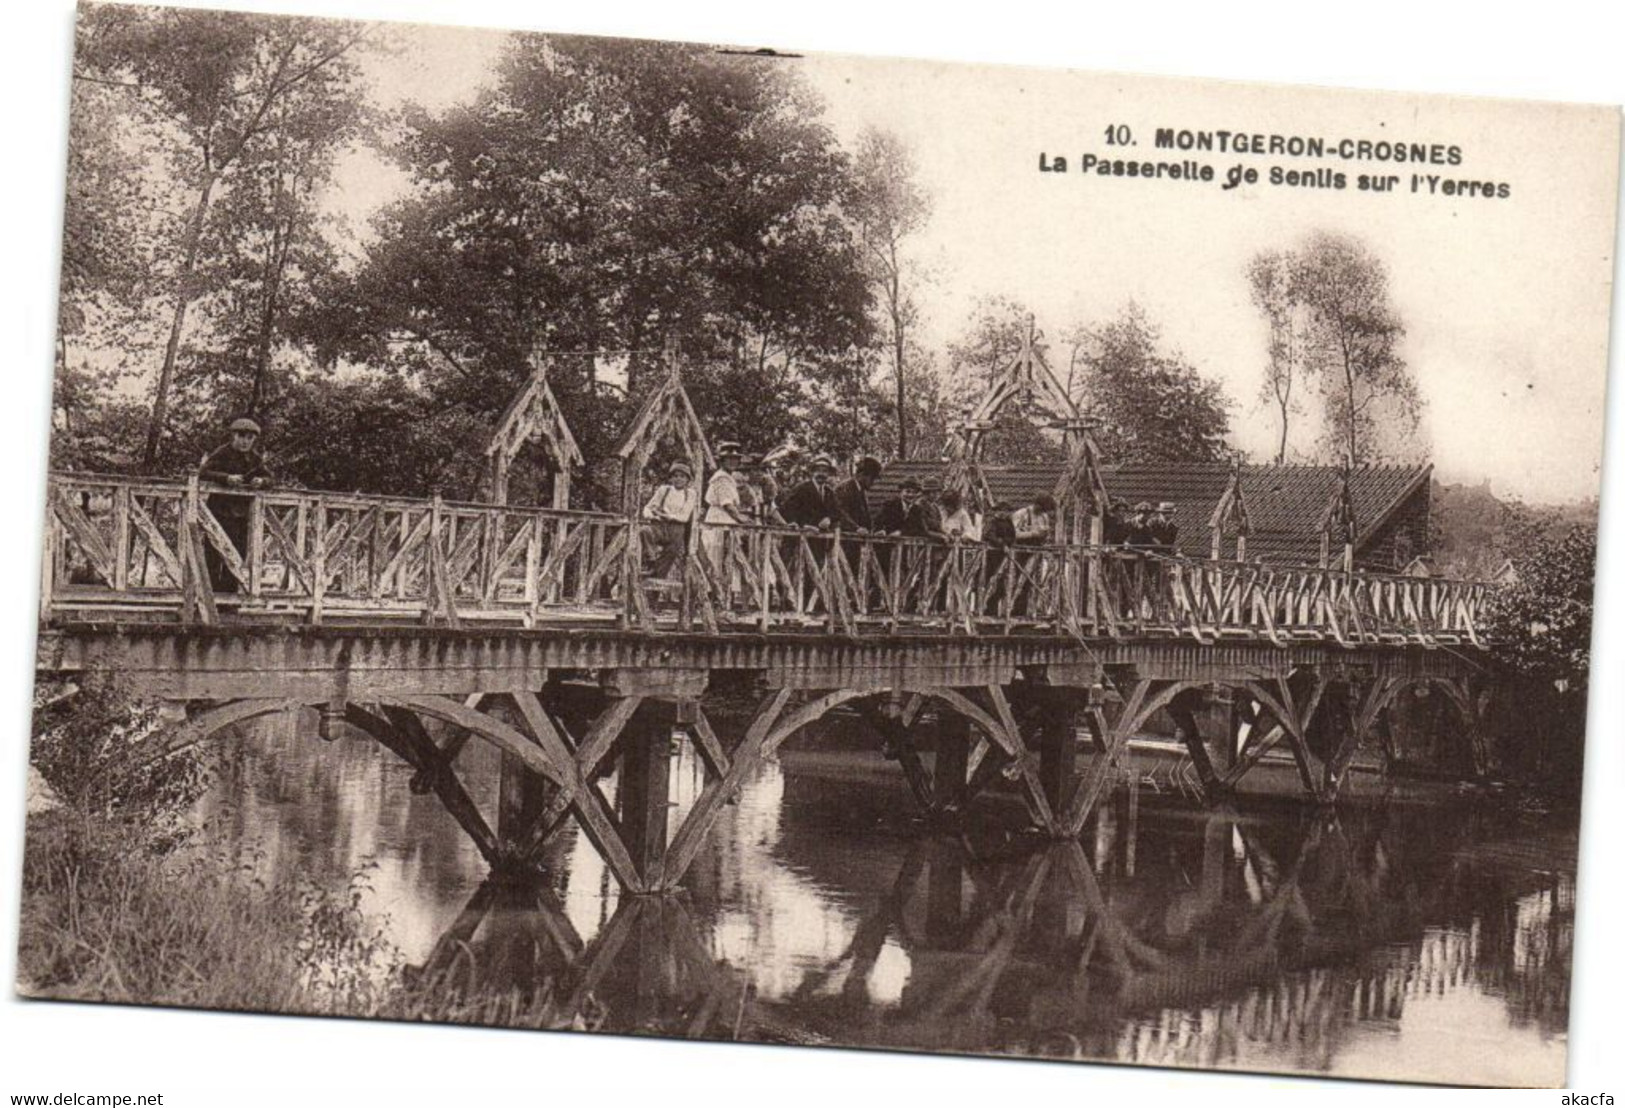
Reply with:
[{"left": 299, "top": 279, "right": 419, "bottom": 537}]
[{"left": 192, "top": 707, "right": 1575, "bottom": 1087}]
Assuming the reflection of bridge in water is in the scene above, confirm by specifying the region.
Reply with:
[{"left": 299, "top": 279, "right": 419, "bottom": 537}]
[
  {"left": 39, "top": 467, "right": 1501, "bottom": 898},
  {"left": 393, "top": 796, "right": 1570, "bottom": 1074}
]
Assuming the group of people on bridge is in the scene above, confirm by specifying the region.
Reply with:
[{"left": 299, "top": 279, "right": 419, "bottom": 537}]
[
  {"left": 638, "top": 442, "right": 1185, "bottom": 589},
  {"left": 185, "top": 416, "right": 1188, "bottom": 616}
]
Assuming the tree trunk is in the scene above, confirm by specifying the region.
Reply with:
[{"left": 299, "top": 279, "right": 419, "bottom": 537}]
[
  {"left": 1341, "top": 331, "right": 1359, "bottom": 466},
  {"left": 249, "top": 172, "right": 292, "bottom": 416},
  {"left": 144, "top": 171, "right": 219, "bottom": 469},
  {"left": 888, "top": 246, "right": 907, "bottom": 460}
]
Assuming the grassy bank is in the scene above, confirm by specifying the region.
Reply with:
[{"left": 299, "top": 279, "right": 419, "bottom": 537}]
[
  {"left": 22, "top": 673, "right": 587, "bottom": 1030},
  {"left": 16, "top": 807, "right": 576, "bottom": 1029}
]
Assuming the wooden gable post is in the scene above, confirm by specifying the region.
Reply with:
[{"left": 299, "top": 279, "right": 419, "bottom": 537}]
[
  {"left": 484, "top": 341, "right": 585, "bottom": 509},
  {"left": 1318, "top": 460, "right": 1358, "bottom": 572},
  {"left": 615, "top": 335, "right": 713, "bottom": 514},
  {"left": 1208, "top": 454, "right": 1252, "bottom": 561},
  {"left": 955, "top": 314, "right": 1102, "bottom": 543},
  {"left": 943, "top": 407, "right": 996, "bottom": 513},
  {"left": 1053, "top": 417, "right": 1107, "bottom": 546},
  {"left": 611, "top": 336, "right": 715, "bottom": 621}
]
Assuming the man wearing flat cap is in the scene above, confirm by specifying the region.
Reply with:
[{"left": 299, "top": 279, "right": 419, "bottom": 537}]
[{"left": 197, "top": 416, "right": 273, "bottom": 594}]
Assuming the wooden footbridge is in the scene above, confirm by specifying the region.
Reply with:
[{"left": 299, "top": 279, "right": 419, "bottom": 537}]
[
  {"left": 35, "top": 329, "right": 1498, "bottom": 897},
  {"left": 37, "top": 468, "right": 1496, "bottom": 896}
]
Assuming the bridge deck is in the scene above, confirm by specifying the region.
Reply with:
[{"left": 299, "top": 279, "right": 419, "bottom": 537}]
[{"left": 37, "top": 620, "right": 1483, "bottom": 701}]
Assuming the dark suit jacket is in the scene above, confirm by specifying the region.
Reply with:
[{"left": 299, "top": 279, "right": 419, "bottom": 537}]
[
  {"left": 832, "top": 478, "right": 873, "bottom": 530},
  {"left": 875, "top": 498, "right": 941, "bottom": 538},
  {"left": 199, "top": 445, "right": 271, "bottom": 484},
  {"left": 780, "top": 480, "right": 842, "bottom": 528}
]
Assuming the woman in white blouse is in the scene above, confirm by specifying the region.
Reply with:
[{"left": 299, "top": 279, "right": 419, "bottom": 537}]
[{"left": 702, "top": 442, "right": 747, "bottom": 582}]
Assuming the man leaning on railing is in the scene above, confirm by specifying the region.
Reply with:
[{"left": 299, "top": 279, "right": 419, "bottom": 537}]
[
  {"left": 1008, "top": 495, "right": 1056, "bottom": 617},
  {"left": 197, "top": 416, "right": 272, "bottom": 594}
]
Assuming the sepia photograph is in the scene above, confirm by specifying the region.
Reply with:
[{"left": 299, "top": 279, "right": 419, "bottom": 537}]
[{"left": 8, "top": 0, "right": 1622, "bottom": 1096}]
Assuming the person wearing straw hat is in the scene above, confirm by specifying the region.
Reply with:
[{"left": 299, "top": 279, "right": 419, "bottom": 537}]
[
  {"left": 702, "top": 441, "right": 748, "bottom": 582},
  {"left": 779, "top": 453, "right": 845, "bottom": 579},
  {"left": 1125, "top": 501, "right": 1157, "bottom": 549},
  {"left": 780, "top": 453, "right": 843, "bottom": 530},
  {"left": 641, "top": 459, "right": 697, "bottom": 581},
  {"left": 197, "top": 416, "right": 273, "bottom": 594}
]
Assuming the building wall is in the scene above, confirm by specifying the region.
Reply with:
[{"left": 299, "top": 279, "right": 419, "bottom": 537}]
[{"left": 1358, "top": 482, "right": 1432, "bottom": 572}]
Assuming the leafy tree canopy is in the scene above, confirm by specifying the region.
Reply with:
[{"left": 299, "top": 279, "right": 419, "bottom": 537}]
[
  {"left": 1485, "top": 524, "right": 1597, "bottom": 691},
  {"left": 310, "top": 34, "right": 876, "bottom": 501},
  {"left": 1069, "top": 303, "right": 1232, "bottom": 464}
]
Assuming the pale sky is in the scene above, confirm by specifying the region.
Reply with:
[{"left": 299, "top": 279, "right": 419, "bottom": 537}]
[{"left": 327, "top": 23, "right": 1620, "bottom": 504}]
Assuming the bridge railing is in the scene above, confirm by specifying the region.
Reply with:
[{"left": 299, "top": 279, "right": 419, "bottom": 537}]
[
  {"left": 41, "top": 473, "right": 1488, "bottom": 645},
  {"left": 43, "top": 473, "right": 633, "bottom": 627},
  {"left": 680, "top": 524, "right": 1486, "bottom": 645}
]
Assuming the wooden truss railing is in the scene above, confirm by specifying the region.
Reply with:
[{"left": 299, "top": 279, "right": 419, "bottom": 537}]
[
  {"left": 44, "top": 473, "right": 630, "bottom": 628},
  {"left": 42, "top": 473, "right": 1489, "bottom": 646}
]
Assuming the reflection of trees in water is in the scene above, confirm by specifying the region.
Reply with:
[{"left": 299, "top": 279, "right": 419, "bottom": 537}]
[
  {"left": 740, "top": 797, "right": 1573, "bottom": 1079},
  {"left": 404, "top": 876, "right": 752, "bottom": 1039},
  {"left": 195, "top": 711, "right": 500, "bottom": 961},
  {"left": 1037, "top": 804, "right": 1573, "bottom": 1079},
  {"left": 1469, "top": 871, "right": 1574, "bottom": 1035},
  {"left": 192, "top": 710, "right": 1574, "bottom": 1078}
]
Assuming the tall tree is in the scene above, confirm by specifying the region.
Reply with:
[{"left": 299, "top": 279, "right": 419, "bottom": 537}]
[
  {"left": 319, "top": 34, "right": 874, "bottom": 499},
  {"left": 1278, "top": 231, "right": 1422, "bottom": 465},
  {"left": 54, "top": 70, "right": 166, "bottom": 470},
  {"left": 58, "top": 77, "right": 149, "bottom": 345},
  {"left": 192, "top": 90, "right": 366, "bottom": 418},
  {"left": 1068, "top": 303, "right": 1232, "bottom": 464},
  {"left": 1246, "top": 249, "right": 1302, "bottom": 463},
  {"left": 851, "top": 128, "right": 930, "bottom": 459},
  {"left": 74, "top": 6, "right": 370, "bottom": 467}
]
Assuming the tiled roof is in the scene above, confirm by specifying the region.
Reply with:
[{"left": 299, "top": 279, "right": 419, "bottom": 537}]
[{"left": 871, "top": 460, "right": 1431, "bottom": 563}]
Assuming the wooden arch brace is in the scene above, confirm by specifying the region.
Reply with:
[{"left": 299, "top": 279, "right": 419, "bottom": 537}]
[
  {"left": 912, "top": 686, "right": 1061, "bottom": 835},
  {"left": 1239, "top": 670, "right": 1336, "bottom": 801},
  {"left": 1431, "top": 674, "right": 1494, "bottom": 777},
  {"left": 144, "top": 692, "right": 574, "bottom": 870},
  {"left": 1061, "top": 677, "right": 1192, "bottom": 836}
]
